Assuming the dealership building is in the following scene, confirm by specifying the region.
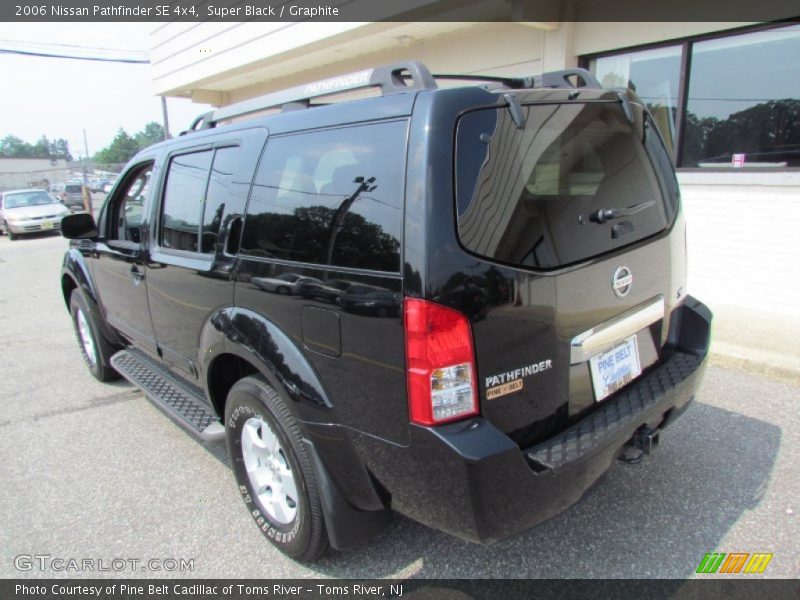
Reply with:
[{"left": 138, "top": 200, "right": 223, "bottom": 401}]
[{"left": 148, "top": 16, "right": 800, "bottom": 315}]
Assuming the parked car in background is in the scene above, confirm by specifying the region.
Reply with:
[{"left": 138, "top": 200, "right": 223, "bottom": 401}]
[
  {"left": 251, "top": 272, "right": 304, "bottom": 295},
  {"left": 63, "top": 184, "right": 86, "bottom": 212},
  {"left": 1, "top": 189, "right": 69, "bottom": 240},
  {"left": 339, "top": 285, "right": 401, "bottom": 317},
  {"left": 92, "top": 179, "right": 111, "bottom": 193},
  {"left": 102, "top": 181, "right": 115, "bottom": 194},
  {"left": 297, "top": 278, "right": 352, "bottom": 303},
  {"left": 50, "top": 182, "right": 66, "bottom": 198}
]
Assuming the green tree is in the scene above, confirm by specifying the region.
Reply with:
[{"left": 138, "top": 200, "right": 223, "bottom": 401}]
[
  {"left": 134, "top": 121, "right": 165, "bottom": 150},
  {"left": 94, "top": 128, "right": 139, "bottom": 164},
  {"left": 0, "top": 135, "right": 34, "bottom": 157},
  {"left": 32, "top": 135, "right": 51, "bottom": 158},
  {"left": 49, "top": 138, "right": 72, "bottom": 161}
]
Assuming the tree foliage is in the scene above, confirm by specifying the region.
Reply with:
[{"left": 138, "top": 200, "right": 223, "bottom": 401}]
[
  {"left": 0, "top": 121, "right": 165, "bottom": 165},
  {"left": 94, "top": 122, "right": 165, "bottom": 165},
  {"left": 0, "top": 134, "right": 72, "bottom": 160},
  {"left": 682, "top": 99, "right": 800, "bottom": 166},
  {"left": 93, "top": 128, "right": 140, "bottom": 164},
  {"left": 134, "top": 122, "right": 166, "bottom": 149}
]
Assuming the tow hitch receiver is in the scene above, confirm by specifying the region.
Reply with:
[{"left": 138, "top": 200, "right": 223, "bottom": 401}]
[
  {"left": 619, "top": 426, "right": 661, "bottom": 464},
  {"left": 633, "top": 426, "right": 660, "bottom": 455}
]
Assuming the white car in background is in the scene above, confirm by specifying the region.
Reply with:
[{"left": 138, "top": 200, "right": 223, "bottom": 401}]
[
  {"left": 0, "top": 189, "right": 70, "bottom": 241},
  {"left": 251, "top": 273, "right": 305, "bottom": 295}
]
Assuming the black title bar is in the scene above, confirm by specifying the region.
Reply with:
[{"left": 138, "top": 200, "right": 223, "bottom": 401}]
[
  {"left": 3, "top": 0, "right": 800, "bottom": 22},
  {"left": 4, "top": 579, "right": 800, "bottom": 600}
]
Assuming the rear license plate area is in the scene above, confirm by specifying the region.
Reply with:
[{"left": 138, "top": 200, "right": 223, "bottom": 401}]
[{"left": 589, "top": 335, "right": 642, "bottom": 402}]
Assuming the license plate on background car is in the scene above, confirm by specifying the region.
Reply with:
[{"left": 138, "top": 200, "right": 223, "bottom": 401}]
[
  {"left": 41, "top": 221, "right": 54, "bottom": 230},
  {"left": 589, "top": 335, "right": 642, "bottom": 402}
]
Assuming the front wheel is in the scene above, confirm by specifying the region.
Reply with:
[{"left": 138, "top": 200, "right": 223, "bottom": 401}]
[
  {"left": 5, "top": 222, "right": 17, "bottom": 241},
  {"left": 225, "top": 376, "right": 328, "bottom": 562},
  {"left": 69, "top": 291, "right": 119, "bottom": 382}
]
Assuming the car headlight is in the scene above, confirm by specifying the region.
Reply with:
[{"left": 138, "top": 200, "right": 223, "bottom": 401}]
[{"left": 6, "top": 214, "right": 24, "bottom": 222}]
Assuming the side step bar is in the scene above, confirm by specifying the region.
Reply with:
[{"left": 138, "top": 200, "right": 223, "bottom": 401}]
[{"left": 110, "top": 348, "right": 225, "bottom": 442}]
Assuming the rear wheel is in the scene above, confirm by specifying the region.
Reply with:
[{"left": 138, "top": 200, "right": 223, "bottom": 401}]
[
  {"left": 225, "top": 376, "right": 328, "bottom": 562},
  {"left": 69, "top": 291, "right": 119, "bottom": 382}
]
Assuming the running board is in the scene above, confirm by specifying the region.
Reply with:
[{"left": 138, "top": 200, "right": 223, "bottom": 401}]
[{"left": 110, "top": 348, "right": 225, "bottom": 442}]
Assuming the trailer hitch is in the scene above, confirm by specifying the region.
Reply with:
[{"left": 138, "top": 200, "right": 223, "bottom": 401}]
[{"left": 619, "top": 426, "right": 661, "bottom": 464}]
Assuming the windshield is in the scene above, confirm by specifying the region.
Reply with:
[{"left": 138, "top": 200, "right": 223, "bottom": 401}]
[
  {"left": 3, "top": 191, "right": 59, "bottom": 209},
  {"left": 455, "top": 100, "right": 677, "bottom": 270}
]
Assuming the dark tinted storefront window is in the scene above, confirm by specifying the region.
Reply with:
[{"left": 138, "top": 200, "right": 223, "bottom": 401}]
[
  {"left": 241, "top": 121, "right": 405, "bottom": 272},
  {"left": 681, "top": 26, "right": 800, "bottom": 167},
  {"left": 590, "top": 45, "right": 681, "bottom": 156},
  {"left": 588, "top": 24, "right": 800, "bottom": 169}
]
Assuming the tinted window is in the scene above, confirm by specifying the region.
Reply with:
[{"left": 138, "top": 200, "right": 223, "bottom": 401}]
[
  {"left": 241, "top": 121, "right": 405, "bottom": 272},
  {"left": 113, "top": 165, "right": 151, "bottom": 243},
  {"left": 162, "top": 150, "right": 212, "bottom": 252},
  {"left": 456, "top": 102, "right": 671, "bottom": 269},
  {"left": 201, "top": 146, "right": 244, "bottom": 253},
  {"left": 681, "top": 25, "right": 800, "bottom": 167}
]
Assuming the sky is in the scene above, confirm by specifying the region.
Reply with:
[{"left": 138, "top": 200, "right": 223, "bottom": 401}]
[{"left": 0, "top": 23, "right": 212, "bottom": 158}]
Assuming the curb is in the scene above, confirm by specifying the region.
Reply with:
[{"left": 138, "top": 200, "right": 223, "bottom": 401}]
[{"left": 710, "top": 342, "right": 800, "bottom": 385}]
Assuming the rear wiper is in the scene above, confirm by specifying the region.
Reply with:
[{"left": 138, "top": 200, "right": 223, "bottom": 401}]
[{"left": 587, "top": 200, "right": 656, "bottom": 224}]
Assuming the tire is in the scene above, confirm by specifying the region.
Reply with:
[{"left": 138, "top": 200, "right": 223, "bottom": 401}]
[
  {"left": 69, "top": 291, "right": 120, "bottom": 382},
  {"left": 5, "top": 222, "right": 18, "bottom": 241},
  {"left": 276, "top": 286, "right": 290, "bottom": 295},
  {"left": 225, "top": 376, "right": 329, "bottom": 562}
]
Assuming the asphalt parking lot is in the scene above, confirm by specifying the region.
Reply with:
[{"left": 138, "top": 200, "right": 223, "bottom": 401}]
[{"left": 0, "top": 232, "right": 798, "bottom": 579}]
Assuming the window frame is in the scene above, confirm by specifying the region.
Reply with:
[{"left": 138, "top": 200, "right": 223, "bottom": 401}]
[
  {"left": 579, "top": 21, "right": 800, "bottom": 172},
  {"left": 152, "top": 140, "right": 242, "bottom": 261},
  {"left": 97, "top": 159, "right": 155, "bottom": 251}
]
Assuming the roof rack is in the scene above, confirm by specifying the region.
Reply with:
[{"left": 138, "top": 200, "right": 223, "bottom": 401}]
[
  {"left": 182, "top": 64, "right": 601, "bottom": 135},
  {"left": 184, "top": 60, "right": 437, "bottom": 133},
  {"left": 429, "top": 68, "right": 601, "bottom": 91}
]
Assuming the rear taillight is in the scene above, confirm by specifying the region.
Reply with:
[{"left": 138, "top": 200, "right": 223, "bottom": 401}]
[{"left": 404, "top": 298, "right": 479, "bottom": 425}]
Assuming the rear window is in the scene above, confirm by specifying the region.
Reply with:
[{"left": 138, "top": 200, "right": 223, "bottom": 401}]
[
  {"left": 455, "top": 101, "right": 675, "bottom": 270},
  {"left": 65, "top": 185, "right": 82, "bottom": 193}
]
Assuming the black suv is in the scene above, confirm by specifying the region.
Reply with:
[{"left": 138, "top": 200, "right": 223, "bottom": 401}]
[{"left": 60, "top": 61, "right": 712, "bottom": 561}]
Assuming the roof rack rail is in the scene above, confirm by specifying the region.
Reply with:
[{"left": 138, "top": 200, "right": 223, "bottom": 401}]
[
  {"left": 530, "top": 68, "right": 601, "bottom": 90},
  {"left": 184, "top": 60, "right": 437, "bottom": 134},
  {"left": 429, "top": 68, "right": 601, "bottom": 91}
]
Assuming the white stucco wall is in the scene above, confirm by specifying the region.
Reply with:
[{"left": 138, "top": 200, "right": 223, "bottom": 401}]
[
  {"left": 679, "top": 172, "right": 800, "bottom": 316},
  {"left": 573, "top": 22, "right": 754, "bottom": 56}
]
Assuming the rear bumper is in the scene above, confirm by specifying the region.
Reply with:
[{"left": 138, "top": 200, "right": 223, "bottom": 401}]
[{"left": 383, "top": 296, "right": 712, "bottom": 543}]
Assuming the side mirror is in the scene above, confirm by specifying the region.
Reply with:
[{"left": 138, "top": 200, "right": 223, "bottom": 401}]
[{"left": 61, "top": 213, "right": 98, "bottom": 240}]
